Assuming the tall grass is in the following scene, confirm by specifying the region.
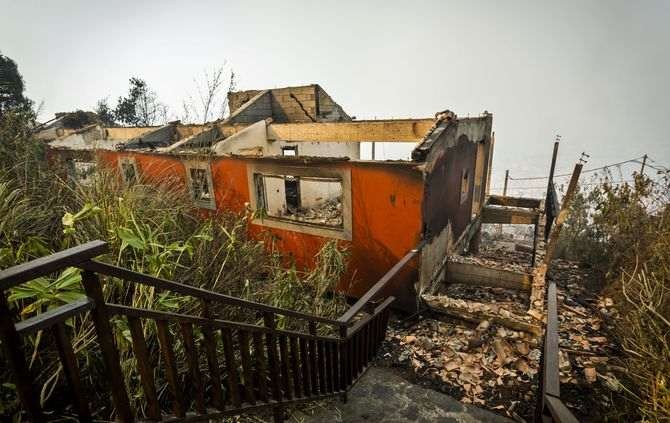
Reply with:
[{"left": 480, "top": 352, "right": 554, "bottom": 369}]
[{"left": 557, "top": 173, "right": 670, "bottom": 421}]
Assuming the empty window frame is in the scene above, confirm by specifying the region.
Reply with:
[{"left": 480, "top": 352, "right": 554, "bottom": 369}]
[
  {"left": 185, "top": 162, "right": 215, "bottom": 209},
  {"left": 460, "top": 168, "right": 470, "bottom": 204},
  {"left": 281, "top": 146, "right": 298, "bottom": 156},
  {"left": 66, "top": 159, "right": 97, "bottom": 185},
  {"left": 255, "top": 174, "right": 343, "bottom": 228},
  {"left": 118, "top": 157, "right": 138, "bottom": 185}
]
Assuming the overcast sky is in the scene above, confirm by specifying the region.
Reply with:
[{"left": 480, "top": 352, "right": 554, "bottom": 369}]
[{"left": 2, "top": 0, "right": 668, "bottom": 193}]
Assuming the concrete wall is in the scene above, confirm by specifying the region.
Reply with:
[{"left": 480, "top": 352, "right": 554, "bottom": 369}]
[
  {"left": 214, "top": 120, "right": 360, "bottom": 159},
  {"left": 227, "top": 85, "right": 351, "bottom": 124},
  {"left": 316, "top": 85, "right": 350, "bottom": 121},
  {"left": 226, "top": 91, "right": 273, "bottom": 124},
  {"left": 97, "top": 150, "right": 424, "bottom": 311}
]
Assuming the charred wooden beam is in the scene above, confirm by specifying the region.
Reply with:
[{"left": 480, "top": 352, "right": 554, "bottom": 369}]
[
  {"left": 487, "top": 194, "right": 542, "bottom": 209},
  {"left": 446, "top": 262, "right": 532, "bottom": 291},
  {"left": 482, "top": 205, "right": 540, "bottom": 225}
]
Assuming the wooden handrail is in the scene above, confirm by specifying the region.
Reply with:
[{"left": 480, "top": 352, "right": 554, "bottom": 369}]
[
  {"left": 0, "top": 240, "right": 107, "bottom": 291},
  {"left": 106, "top": 303, "right": 340, "bottom": 342},
  {"left": 535, "top": 280, "right": 579, "bottom": 422},
  {"left": 337, "top": 241, "right": 424, "bottom": 325},
  {"left": 80, "top": 259, "right": 341, "bottom": 327}
]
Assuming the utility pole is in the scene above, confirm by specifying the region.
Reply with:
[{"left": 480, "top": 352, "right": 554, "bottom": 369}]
[
  {"left": 503, "top": 170, "right": 509, "bottom": 197},
  {"left": 546, "top": 138, "right": 560, "bottom": 195},
  {"left": 640, "top": 154, "right": 648, "bottom": 175},
  {"left": 499, "top": 169, "right": 509, "bottom": 236}
]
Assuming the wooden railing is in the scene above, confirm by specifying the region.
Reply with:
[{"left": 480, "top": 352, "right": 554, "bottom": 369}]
[
  {"left": 534, "top": 278, "right": 579, "bottom": 423},
  {"left": 0, "top": 240, "right": 416, "bottom": 422}
]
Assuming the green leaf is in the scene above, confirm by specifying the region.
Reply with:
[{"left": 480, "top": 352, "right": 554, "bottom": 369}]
[
  {"left": 117, "top": 227, "right": 145, "bottom": 250},
  {"left": 52, "top": 267, "right": 82, "bottom": 290}
]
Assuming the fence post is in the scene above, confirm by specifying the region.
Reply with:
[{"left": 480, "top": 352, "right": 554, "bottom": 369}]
[
  {"left": 80, "top": 270, "right": 134, "bottom": 422},
  {"left": 0, "top": 293, "right": 45, "bottom": 422}
]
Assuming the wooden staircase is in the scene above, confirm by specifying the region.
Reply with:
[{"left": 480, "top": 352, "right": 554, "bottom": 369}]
[{"left": 0, "top": 240, "right": 413, "bottom": 422}]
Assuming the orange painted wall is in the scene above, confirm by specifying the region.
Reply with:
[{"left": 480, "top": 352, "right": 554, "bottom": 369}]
[{"left": 95, "top": 151, "right": 424, "bottom": 311}]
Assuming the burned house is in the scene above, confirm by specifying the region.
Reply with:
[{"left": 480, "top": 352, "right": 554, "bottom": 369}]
[{"left": 44, "top": 84, "right": 494, "bottom": 311}]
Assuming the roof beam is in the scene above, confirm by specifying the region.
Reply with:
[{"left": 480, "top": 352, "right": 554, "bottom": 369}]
[{"left": 268, "top": 119, "right": 434, "bottom": 142}]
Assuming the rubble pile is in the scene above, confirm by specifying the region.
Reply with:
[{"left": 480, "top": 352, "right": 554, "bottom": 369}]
[
  {"left": 382, "top": 258, "right": 622, "bottom": 420},
  {"left": 387, "top": 318, "right": 540, "bottom": 409},
  {"left": 423, "top": 294, "right": 535, "bottom": 329},
  {"left": 435, "top": 284, "right": 529, "bottom": 317},
  {"left": 478, "top": 245, "right": 536, "bottom": 269},
  {"left": 283, "top": 196, "right": 343, "bottom": 226},
  {"left": 448, "top": 253, "right": 532, "bottom": 274}
]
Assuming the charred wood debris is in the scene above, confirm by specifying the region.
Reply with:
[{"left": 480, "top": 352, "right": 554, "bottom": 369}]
[{"left": 379, "top": 244, "right": 622, "bottom": 422}]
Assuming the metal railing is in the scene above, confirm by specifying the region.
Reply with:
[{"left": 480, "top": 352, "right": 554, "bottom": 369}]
[{"left": 0, "top": 240, "right": 419, "bottom": 422}]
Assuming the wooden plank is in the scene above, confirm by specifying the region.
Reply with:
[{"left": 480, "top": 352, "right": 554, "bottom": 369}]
[
  {"left": 482, "top": 205, "right": 539, "bottom": 225},
  {"left": 15, "top": 297, "right": 94, "bottom": 335},
  {"left": 278, "top": 335, "right": 292, "bottom": 400},
  {"left": 329, "top": 341, "right": 339, "bottom": 393},
  {"left": 307, "top": 322, "right": 319, "bottom": 395},
  {"left": 317, "top": 339, "right": 327, "bottom": 394},
  {"left": 180, "top": 323, "right": 206, "bottom": 414},
  {"left": 268, "top": 119, "right": 434, "bottom": 143},
  {"left": 252, "top": 332, "right": 269, "bottom": 402},
  {"left": 424, "top": 296, "right": 541, "bottom": 336},
  {"left": 81, "top": 271, "right": 133, "bottom": 422},
  {"left": 238, "top": 330, "right": 257, "bottom": 405},
  {"left": 324, "top": 340, "right": 334, "bottom": 393},
  {"left": 0, "top": 293, "right": 45, "bottom": 422},
  {"left": 487, "top": 195, "right": 542, "bottom": 209},
  {"left": 221, "top": 328, "right": 242, "bottom": 408},
  {"left": 157, "top": 320, "right": 185, "bottom": 418},
  {"left": 263, "top": 313, "right": 283, "bottom": 402},
  {"left": 200, "top": 301, "right": 224, "bottom": 410},
  {"left": 52, "top": 322, "right": 92, "bottom": 422},
  {"left": 543, "top": 281, "right": 561, "bottom": 398},
  {"left": 530, "top": 164, "right": 583, "bottom": 311},
  {"left": 298, "top": 337, "right": 312, "bottom": 396},
  {"left": 289, "top": 337, "right": 302, "bottom": 398},
  {"left": 544, "top": 394, "right": 580, "bottom": 423},
  {"left": 81, "top": 260, "right": 338, "bottom": 326},
  {"left": 446, "top": 261, "right": 532, "bottom": 291},
  {"left": 127, "top": 317, "right": 161, "bottom": 421},
  {"left": 0, "top": 240, "right": 107, "bottom": 291}
]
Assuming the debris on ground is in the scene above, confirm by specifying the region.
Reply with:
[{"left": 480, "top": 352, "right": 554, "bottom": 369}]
[{"left": 380, "top": 246, "right": 625, "bottom": 421}]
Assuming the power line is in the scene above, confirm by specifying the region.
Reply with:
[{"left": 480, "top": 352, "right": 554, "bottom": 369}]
[{"left": 507, "top": 155, "right": 653, "bottom": 181}]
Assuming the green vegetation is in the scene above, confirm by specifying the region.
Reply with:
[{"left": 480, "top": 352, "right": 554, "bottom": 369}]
[{"left": 557, "top": 174, "right": 670, "bottom": 421}]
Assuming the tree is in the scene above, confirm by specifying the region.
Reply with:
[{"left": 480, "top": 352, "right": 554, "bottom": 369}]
[
  {"left": 94, "top": 98, "right": 116, "bottom": 126},
  {"left": 182, "top": 65, "right": 236, "bottom": 124},
  {"left": 115, "top": 77, "right": 168, "bottom": 126},
  {"left": 0, "top": 53, "right": 32, "bottom": 117}
]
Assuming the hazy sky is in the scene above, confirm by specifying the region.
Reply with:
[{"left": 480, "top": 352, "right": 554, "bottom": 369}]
[{"left": 2, "top": 0, "right": 669, "bottom": 193}]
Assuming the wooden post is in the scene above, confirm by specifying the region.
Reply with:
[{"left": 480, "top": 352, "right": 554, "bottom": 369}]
[
  {"left": 0, "top": 293, "right": 45, "bottom": 422},
  {"left": 640, "top": 154, "right": 648, "bottom": 175},
  {"left": 498, "top": 169, "right": 510, "bottom": 235},
  {"left": 81, "top": 271, "right": 134, "bottom": 422},
  {"left": 338, "top": 324, "right": 349, "bottom": 403},
  {"left": 371, "top": 142, "right": 376, "bottom": 160},
  {"left": 545, "top": 141, "right": 559, "bottom": 197},
  {"left": 529, "top": 164, "right": 582, "bottom": 312},
  {"left": 503, "top": 170, "right": 509, "bottom": 196}
]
